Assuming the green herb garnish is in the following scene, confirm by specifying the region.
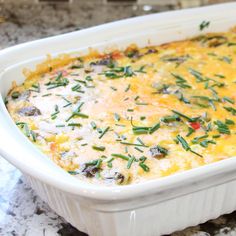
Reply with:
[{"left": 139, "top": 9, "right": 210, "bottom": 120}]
[
  {"left": 92, "top": 145, "right": 106, "bottom": 151},
  {"left": 172, "top": 110, "right": 198, "bottom": 122},
  {"left": 120, "top": 141, "right": 148, "bottom": 147},
  {"left": 214, "top": 120, "right": 230, "bottom": 134},
  {"left": 225, "top": 119, "right": 235, "bottom": 125},
  {"left": 68, "top": 123, "right": 82, "bottom": 127},
  {"left": 176, "top": 135, "right": 203, "bottom": 157},
  {"left": 139, "top": 162, "right": 150, "bottom": 172},
  {"left": 31, "top": 83, "right": 40, "bottom": 93},
  {"left": 134, "top": 147, "right": 144, "bottom": 153},
  {"left": 223, "top": 106, "right": 236, "bottom": 116},
  {"left": 125, "top": 84, "right": 131, "bottom": 92},
  {"left": 127, "top": 156, "right": 135, "bottom": 169},
  {"left": 46, "top": 73, "right": 69, "bottom": 90},
  {"left": 90, "top": 121, "right": 97, "bottom": 129},
  {"left": 171, "top": 73, "right": 192, "bottom": 89},
  {"left": 99, "top": 126, "right": 110, "bottom": 139},
  {"left": 199, "top": 21, "right": 210, "bottom": 31},
  {"left": 111, "top": 153, "right": 129, "bottom": 161},
  {"left": 149, "top": 122, "right": 160, "bottom": 134},
  {"left": 114, "top": 113, "right": 120, "bottom": 122},
  {"left": 222, "top": 96, "right": 234, "bottom": 104}
]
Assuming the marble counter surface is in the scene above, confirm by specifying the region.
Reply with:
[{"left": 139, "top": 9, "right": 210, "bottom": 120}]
[{"left": 1, "top": 1, "right": 236, "bottom": 235}]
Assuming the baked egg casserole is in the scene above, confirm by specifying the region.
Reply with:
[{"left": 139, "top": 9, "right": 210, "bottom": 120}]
[{"left": 5, "top": 26, "right": 236, "bottom": 185}]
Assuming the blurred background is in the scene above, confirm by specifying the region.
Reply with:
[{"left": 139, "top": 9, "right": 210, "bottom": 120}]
[
  {"left": 0, "top": 0, "right": 233, "bottom": 49},
  {"left": 1, "top": 0, "right": 236, "bottom": 236}
]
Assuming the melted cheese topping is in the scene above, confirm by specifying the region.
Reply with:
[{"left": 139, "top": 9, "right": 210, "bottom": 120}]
[{"left": 6, "top": 28, "right": 236, "bottom": 185}]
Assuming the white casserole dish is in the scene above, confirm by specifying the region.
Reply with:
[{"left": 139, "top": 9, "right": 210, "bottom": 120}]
[{"left": 1, "top": 3, "right": 236, "bottom": 235}]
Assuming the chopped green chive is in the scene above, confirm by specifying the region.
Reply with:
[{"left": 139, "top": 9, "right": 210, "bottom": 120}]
[
  {"left": 199, "top": 139, "right": 216, "bottom": 148},
  {"left": 73, "top": 112, "right": 88, "bottom": 119},
  {"left": 228, "top": 42, "right": 236, "bottom": 46},
  {"left": 90, "top": 121, "right": 97, "bottom": 129},
  {"left": 135, "top": 65, "right": 146, "bottom": 73},
  {"left": 161, "top": 114, "right": 180, "bottom": 123},
  {"left": 219, "top": 56, "right": 232, "bottom": 64},
  {"left": 127, "top": 156, "right": 135, "bottom": 169},
  {"left": 120, "top": 141, "right": 148, "bottom": 147},
  {"left": 135, "top": 102, "right": 149, "bottom": 106},
  {"left": 171, "top": 73, "right": 191, "bottom": 89},
  {"left": 46, "top": 73, "right": 69, "bottom": 90},
  {"left": 85, "top": 76, "right": 93, "bottom": 81},
  {"left": 31, "top": 130, "right": 37, "bottom": 142},
  {"left": 110, "top": 86, "right": 117, "bottom": 91},
  {"left": 172, "top": 110, "right": 197, "bottom": 122},
  {"left": 139, "top": 162, "right": 150, "bottom": 172},
  {"left": 223, "top": 106, "right": 236, "bottom": 116},
  {"left": 56, "top": 124, "right": 66, "bottom": 128},
  {"left": 149, "top": 123, "right": 160, "bottom": 134},
  {"left": 68, "top": 171, "right": 79, "bottom": 175},
  {"left": 137, "top": 137, "right": 145, "bottom": 146},
  {"left": 92, "top": 145, "right": 106, "bottom": 151},
  {"left": 176, "top": 135, "right": 203, "bottom": 157},
  {"left": 132, "top": 126, "right": 150, "bottom": 135},
  {"left": 134, "top": 147, "right": 144, "bottom": 153},
  {"left": 225, "top": 119, "right": 235, "bottom": 125},
  {"left": 42, "top": 93, "right": 52, "bottom": 97},
  {"left": 111, "top": 153, "right": 129, "bottom": 161},
  {"left": 186, "top": 127, "right": 195, "bottom": 137},
  {"left": 192, "top": 135, "right": 209, "bottom": 144},
  {"left": 114, "top": 113, "right": 120, "bottom": 122},
  {"left": 214, "top": 120, "right": 230, "bottom": 134},
  {"left": 31, "top": 83, "right": 40, "bottom": 93},
  {"left": 68, "top": 123, "right": 82, "bottom": 127},
  {"left": 176, "top": 135, "right": 190, "bottom": 151},
  {"left": 107, "top": 157, "right": 114, "bottom": 168},
  {"left": 222, "top": 96, "right": 234, "bottom": 104},
  {"left": 125, "top": 84, "right": 131, "bottom": 92},
  {"left": 199, "top": 20, "right": 210, "bottom": 31},
  {"left": 99, "top": 126, "right": 110, "bottom": 139}
]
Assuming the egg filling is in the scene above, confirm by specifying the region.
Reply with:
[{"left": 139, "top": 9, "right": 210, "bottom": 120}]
[{"left": 6, "top": 27, "right": 236, "bottom": 185}]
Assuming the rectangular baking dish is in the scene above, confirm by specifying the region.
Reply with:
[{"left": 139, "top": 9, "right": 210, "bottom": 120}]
[{"left": 1, "top": 3, "right": 236, "bottom": 236}]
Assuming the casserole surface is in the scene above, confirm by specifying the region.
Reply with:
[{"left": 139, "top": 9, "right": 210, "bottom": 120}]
[{"left": 5, "top": 27, "right": 236, "bottom": 186}]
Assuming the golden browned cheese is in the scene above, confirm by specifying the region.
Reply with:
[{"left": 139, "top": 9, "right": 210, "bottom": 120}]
[{"left": 6, "top": 28, "right": 236, "bottom": 185}]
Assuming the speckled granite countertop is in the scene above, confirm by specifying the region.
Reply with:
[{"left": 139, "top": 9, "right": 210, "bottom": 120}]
[{"left": 1, "top": 1, "right": 236, "bottom": 235}]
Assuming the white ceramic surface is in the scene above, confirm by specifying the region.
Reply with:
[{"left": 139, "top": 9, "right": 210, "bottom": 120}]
[{"left": 1, "top": 3, "right": 236, "bottom": 235}]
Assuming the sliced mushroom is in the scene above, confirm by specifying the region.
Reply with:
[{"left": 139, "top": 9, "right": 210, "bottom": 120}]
[
  {"left": 145, "top": 48, "right": 158, "bottom": 55},
  {"left": 18, "top": 106, "right": 41, "bottom": 116},
  {"left": 149, "top": 145, "right": 168, "bottom": 158},
  {"left": 105, "top": 172, "right": 125, "bottom": 185},
  {"left": 81, "top": 165, "right": 100, "bottom": 178},
  {"left": 90, "top": 56, "right": 115, "bottom": 68},
  {"left": 80, "top": 159, "right": 102, "bottom": 178}
]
